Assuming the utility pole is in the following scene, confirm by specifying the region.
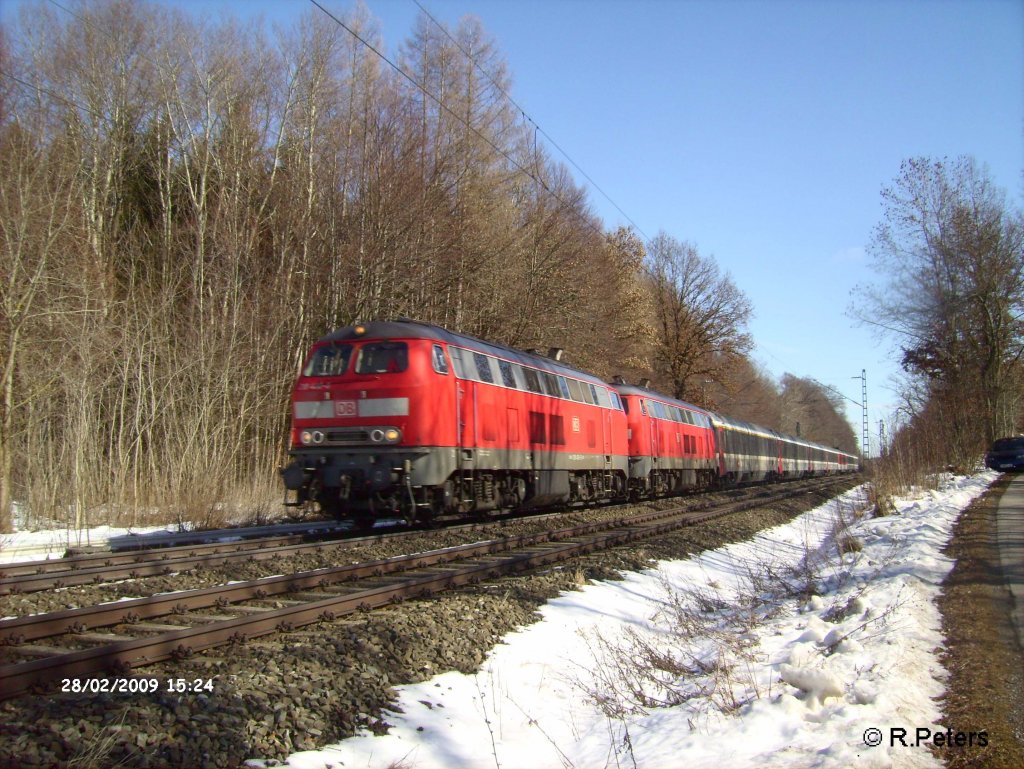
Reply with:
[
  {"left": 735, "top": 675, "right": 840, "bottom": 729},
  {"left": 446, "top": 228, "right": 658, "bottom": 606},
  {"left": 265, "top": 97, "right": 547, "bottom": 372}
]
[
  {"left": 807, "top": 374, "right": 869, "bottom": 455},
  {"left": 852, "top": 369, "right": 869, "bottom": 458}
]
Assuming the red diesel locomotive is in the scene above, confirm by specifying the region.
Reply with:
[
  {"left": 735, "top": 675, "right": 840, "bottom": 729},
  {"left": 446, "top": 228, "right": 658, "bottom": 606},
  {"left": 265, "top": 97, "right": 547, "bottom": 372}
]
[
  {"left": 281, "top": 320, "right": 858, "bottom": 523},
  {"left": 281, "top": 320, "right": 630, "bottom": 524},
  {"left": 615, "top": 383, "right": 855, "bottom": 496}
]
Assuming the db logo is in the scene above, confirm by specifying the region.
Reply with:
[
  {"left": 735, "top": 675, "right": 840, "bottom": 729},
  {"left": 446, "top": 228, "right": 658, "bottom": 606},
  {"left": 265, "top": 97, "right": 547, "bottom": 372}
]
[{"left": 335, "top": 400, "right": 357, "bottom": 417}]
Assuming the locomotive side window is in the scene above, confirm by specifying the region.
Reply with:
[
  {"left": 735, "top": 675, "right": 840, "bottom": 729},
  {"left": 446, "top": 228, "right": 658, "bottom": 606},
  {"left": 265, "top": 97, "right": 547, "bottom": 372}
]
[
  {"left": 498, "top": 359, "right": 517, "bottom": 388},
  {"left": 303, "top": 343, "right": 353, "bottom": 377},
  {"left": 473, "top": 352, "right": 495, "bottom": 384},
  {"left": 511, "top": 364, "right": 529, "bottom": 390},
  {"left": 566, "top": 378, "right": 584, "bottom": 402},
  {"left": 542, "top": 372, "right": 562, "bottom": 398},
  {"left": 432, "top": 344, "right": 449, "bottom": 375},
  {"left": 594, "top": 386, "right": 612, "bottom": 409},
  {"left": 523, "top": 367, "right": 543, "bottom": 394},
  {"left": 355, "top": 342, "right": 408, "bottom": 374},
  {"left": 557, "top": 377, "right": 572, "bottom": 399},
  {"left": 449, "top": 347, "right": 468, "bottom": 378},
  {"left": 581, "top": 384, "right": 595, "bottom": 405},
  {"left": 616, "top": 394, "right": 628, "bottom": 413}
]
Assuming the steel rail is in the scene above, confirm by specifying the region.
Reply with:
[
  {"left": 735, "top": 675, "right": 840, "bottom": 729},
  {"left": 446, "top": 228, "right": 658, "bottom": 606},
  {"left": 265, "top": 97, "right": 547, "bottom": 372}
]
[
  {"left": 0, "top": 482, "right": 796, "bottom": 592},
  {"left": 1, "top": 487, "right": 790, "bottom": 645},
  {"left": 0, "top": 477, "right": 849, "bottom": 700},
  {"left": 1, "top": 477, "right": 847, "bottom": 582},
  {"left": 0, "top": 514, "right": 550, "bottom": 593}
]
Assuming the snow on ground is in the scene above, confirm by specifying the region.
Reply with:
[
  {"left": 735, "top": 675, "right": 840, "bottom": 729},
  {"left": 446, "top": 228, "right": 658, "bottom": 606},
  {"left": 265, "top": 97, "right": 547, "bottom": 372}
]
[
  {"left": 280, "top": 472, "right": 998, "bottom": 769},
  {"left": 0, "top": 523, "right": 182, "bottom": 564}
]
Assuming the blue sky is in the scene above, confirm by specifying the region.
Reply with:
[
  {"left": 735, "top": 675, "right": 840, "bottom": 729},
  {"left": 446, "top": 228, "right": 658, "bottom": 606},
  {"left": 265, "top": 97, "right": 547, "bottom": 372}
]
[{"left": 5, "top": 0, "right": 1022, "bottom": 451}]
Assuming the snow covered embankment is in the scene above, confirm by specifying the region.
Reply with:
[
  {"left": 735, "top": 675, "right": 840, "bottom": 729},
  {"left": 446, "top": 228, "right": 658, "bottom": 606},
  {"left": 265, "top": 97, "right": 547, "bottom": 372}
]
[{"left": 282, "top": 473, "right": 996, "bottom": 769}]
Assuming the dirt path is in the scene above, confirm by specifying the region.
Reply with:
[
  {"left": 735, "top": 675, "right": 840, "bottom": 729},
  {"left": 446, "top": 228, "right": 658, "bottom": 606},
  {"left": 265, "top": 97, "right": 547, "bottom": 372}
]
[{"left": 939, "top": 474, "right": 1024, "bottom": 768}]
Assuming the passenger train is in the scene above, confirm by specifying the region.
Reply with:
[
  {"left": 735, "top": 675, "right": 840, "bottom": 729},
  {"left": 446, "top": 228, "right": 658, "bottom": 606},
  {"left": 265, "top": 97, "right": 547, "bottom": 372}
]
[{"left": 280, "top": 320, "right": 858, "bottom": 524}]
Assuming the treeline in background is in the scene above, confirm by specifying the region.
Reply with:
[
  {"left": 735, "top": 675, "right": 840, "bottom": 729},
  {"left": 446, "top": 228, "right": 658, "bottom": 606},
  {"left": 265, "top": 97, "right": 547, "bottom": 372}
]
[{"left": 11, "top": 0, "right": 986, "bottom": 534}]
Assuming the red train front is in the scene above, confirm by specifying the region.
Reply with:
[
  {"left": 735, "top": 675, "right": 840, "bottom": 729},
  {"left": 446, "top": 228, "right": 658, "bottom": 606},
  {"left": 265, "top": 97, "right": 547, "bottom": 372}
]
[{"left": 281, "top": 320, "right": 630, "bottom": 524}]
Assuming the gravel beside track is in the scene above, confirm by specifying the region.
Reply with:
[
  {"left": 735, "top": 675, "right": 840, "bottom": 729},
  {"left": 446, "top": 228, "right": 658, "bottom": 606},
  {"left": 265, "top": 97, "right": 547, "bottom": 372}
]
[{"left": 0, "top": 480, "right": 857, "bottom": 768}]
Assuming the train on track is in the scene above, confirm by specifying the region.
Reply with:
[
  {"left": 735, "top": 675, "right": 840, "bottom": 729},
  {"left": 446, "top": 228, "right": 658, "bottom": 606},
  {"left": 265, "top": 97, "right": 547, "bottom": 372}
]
[{"left": 280, "top": 320, "right": 859, "bottom": 525}]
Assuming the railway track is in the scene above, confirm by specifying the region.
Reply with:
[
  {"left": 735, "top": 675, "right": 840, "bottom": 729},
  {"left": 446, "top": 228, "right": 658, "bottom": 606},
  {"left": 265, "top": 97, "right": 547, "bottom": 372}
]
[
  {"left": 0, "top": 477, "right": 849, "bottom": 700},
  {"left": 0, "top": 512, "right": 555, "bottom": 594},
  {"left": 0, "top": 482, "right": 814, "bottom": 595}
]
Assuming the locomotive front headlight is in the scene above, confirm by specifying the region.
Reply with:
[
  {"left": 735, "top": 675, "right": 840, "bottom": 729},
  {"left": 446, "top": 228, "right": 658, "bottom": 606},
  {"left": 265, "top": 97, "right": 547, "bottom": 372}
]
[
  {"left": 384, "top": 428, "right": 401, "bottom": 443},
  {"left": 369, "top": 428, "right": 385, "bottom": 443},
  {"left": 301, "top": 430, "right": 314, "bottom": 445},
  {"left": 312, "top": 430, "right": 325, "bottom": 444}
]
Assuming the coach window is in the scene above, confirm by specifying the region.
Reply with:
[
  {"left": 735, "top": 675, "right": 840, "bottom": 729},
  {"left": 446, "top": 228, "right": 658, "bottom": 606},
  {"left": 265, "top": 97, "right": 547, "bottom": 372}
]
[
  {"left": 498, "top": 359, "right": 517, "bottom": 388},
  {"left": 431, "top": 344, "right": 449, "bottom": 375},
  {"left": 355, "top": 342, "right": 408, "bottom": 374}
]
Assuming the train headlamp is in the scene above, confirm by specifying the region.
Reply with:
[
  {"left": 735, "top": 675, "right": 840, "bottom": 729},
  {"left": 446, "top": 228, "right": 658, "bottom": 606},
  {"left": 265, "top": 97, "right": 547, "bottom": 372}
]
[
  {"left": 300, "top": 430, "right": 325, "bottom": 445},
  {"left": 369, "top": 428, "right": 401, "bottom": 444}
]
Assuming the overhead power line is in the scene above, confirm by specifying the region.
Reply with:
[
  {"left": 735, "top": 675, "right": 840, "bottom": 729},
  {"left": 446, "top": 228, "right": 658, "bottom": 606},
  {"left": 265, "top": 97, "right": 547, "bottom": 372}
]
[
  {"left": 410, "top": 0, "right": 650, "bottom": 242},
  {"left": 308, "top": 0, "right": 636, "bottom": 245}
]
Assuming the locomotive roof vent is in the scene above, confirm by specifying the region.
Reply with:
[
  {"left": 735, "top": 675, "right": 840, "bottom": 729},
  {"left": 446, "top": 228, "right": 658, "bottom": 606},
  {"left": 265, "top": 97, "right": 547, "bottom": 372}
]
[
  {"left": 638, "top": 377, "right": 651, "bottom": 388},
  {"left": 547, "top": 347, "right": 564, "bottom": 361},
  {"left": 611, "top": 375, "right": 626, "bottom": 385}
]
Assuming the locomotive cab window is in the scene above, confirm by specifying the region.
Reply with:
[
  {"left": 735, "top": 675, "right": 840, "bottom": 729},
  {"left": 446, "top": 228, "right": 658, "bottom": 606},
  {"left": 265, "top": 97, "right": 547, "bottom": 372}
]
[
  {"left": 432, "top": 344, "right": 449, "bottom": 375},
  {"left": 303, "top": 343, "right": 353, "bottom": 377},
  {"left": 355, "top": 342, "right": 408, "bottom": 374}
]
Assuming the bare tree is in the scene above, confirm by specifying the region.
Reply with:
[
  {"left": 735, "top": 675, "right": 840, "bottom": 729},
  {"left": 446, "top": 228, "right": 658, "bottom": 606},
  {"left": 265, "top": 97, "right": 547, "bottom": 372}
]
[
  {"left": 779, "top": 375, "right": 858, "bottom": 451},
  {"left": 646, "top": 232, "right": 753, "bottom": 401},
  {"left": 854, "top": 156, "right": 1024, "bottom": 461}
]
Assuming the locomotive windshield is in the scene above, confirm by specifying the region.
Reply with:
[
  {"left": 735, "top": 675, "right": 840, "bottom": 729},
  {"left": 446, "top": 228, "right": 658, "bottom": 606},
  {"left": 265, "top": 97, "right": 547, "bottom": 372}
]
[
  {"left": 355, "top": 342, "right": 409, "bottom": 374},
  {"left": 303, "top": 343, "right": 353, "bottom": 377}
]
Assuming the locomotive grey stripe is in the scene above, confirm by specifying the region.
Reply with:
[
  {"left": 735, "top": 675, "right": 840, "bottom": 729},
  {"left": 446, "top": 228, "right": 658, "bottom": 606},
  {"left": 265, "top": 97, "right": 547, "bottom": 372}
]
[
  {"left": 294, "top": 398, "right": 409, "bottom": 419},
  {"left": 358, "top": 398, "right": 408, "bottom": 417}
]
